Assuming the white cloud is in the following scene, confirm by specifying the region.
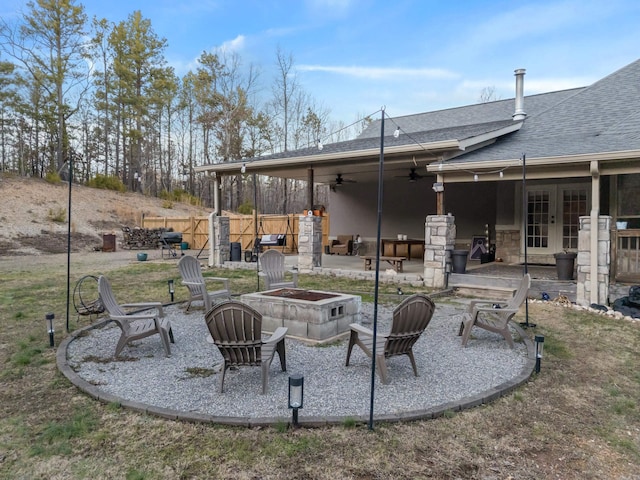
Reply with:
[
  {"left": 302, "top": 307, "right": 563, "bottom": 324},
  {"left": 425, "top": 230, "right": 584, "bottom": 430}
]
[
  {"left": 216, "top": 35, "right": 246, "bottom": 53},
  {"left": 461, "top": 76, "right": 595, "bottom": 97},
  {"left": 297, "top": 64, "right": 459, "bottom": 80}
]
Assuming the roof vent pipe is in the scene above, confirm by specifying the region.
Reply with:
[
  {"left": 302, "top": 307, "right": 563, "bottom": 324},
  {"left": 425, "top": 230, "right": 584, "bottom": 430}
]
[{"left": 513, "top": 68, "right": 526, "bottom": 121}]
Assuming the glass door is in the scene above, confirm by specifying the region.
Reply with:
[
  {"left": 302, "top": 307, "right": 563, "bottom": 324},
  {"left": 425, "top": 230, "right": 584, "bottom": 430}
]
[
  {"left": 561, "top": 188, "right": 588, "bottom": 250},
  {"left": 526, "top": 188, "right": 555, "bottom": 253},
  {"left": 525, "top": 184, "right": 589, "bottom": 254}
]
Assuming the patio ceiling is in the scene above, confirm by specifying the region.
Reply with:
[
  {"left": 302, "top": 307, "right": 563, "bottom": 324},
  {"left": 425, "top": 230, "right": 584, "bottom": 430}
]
[
  {"left": 193, "top": 122, "right": 524, "bottom": 185},
  {"left": 194, "top": 142, "right": 456, "bottom": 185}
]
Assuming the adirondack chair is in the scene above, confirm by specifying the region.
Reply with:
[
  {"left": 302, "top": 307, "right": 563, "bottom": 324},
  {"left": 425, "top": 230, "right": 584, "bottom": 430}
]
[
  {"left": 177, "top": 255, "right": 231, "bottom": 311},
  {"left": 205, "top": 300, "right": 288, "bottom": 394},
  {"left": 97, "top": 275, "right": 174, "bottom": 358},
  {"left": 345, "top": 293, "right": 436, "bottom": 384},
  {"left": 258, "top": 249, "right": 298, "bottom": 290},
  {"left": 458, "top": 273, "right": 531, "bottom": 349}
]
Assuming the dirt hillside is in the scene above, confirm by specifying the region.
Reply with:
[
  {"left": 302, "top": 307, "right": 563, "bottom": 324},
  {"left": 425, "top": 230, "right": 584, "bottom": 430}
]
[{"left": 0, "top": 175, "right": 211, "bottom": 256}]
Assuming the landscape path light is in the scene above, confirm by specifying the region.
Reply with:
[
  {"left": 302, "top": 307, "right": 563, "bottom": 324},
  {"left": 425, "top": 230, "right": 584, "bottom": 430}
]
[
  {"left": 288, "top": 374, "right": 304, "bottom": 427},
  {"left": 535, "top": 334, "right": 545, "bottom": 373},
  {"left": 168, "top": 279, "right": 175, "bottom": 302},
  {"left": 46, "top": 312, "right": 55, "bottom": 347}
]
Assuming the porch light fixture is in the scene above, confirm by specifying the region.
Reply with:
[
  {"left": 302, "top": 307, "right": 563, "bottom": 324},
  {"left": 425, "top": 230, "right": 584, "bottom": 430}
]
[
  {"left": 534, "top": 334, "right": 545, "bottom": 373},
  {"left": 393, "top": 127, "right": 400, "bottom": 138},
  {"left": 499, "top": 171, "right": 504, "bottom": 178},
  {"left": 240, "top": 163, "right": 246, "bottom": 174},
  {"left": 432, "top": 182, "right": 444, "bottom": 193},
  {"left": 168, "top": 279, "right": 175, "bottom": 302},
  {"left": 46, "top": 312, "right": 55, "bottom": 347},
  {"left": 288, "top": 374, "right": 304, "bottom": 427},
  {"left": 473, "top": 174, "right": 479, "bottom": 182}
]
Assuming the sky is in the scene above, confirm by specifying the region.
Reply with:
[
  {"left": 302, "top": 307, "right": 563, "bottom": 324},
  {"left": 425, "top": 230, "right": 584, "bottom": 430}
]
[{"left": 4, "top": 0, "right": 640, "bottom": 127}]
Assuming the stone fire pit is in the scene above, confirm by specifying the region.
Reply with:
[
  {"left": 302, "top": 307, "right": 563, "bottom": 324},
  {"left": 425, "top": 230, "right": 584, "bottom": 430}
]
[{"left": 240, "top": 288, "right": 361, "bottom": 344}]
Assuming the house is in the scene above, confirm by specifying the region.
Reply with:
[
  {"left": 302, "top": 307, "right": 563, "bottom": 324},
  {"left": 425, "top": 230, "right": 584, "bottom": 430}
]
[{"left": 196, "top": 59, "right": 640, "bottom": 306}]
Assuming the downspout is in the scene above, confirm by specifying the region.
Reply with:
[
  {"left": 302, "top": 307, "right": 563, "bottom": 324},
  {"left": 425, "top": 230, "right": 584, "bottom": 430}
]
[
  {"left": 590, "top": 161, "right": 600, "bottom": 305},
  {"left": 214, "top": 175, "right": 221, "bottom": 215},
  {"left": 208, "top": 211, "right": 216, "bottom": 268}
]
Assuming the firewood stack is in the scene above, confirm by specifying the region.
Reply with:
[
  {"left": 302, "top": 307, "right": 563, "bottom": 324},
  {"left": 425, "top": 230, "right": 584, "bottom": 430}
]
[{"left": 121, "top": 226, "right": 167, "bottom": 250}]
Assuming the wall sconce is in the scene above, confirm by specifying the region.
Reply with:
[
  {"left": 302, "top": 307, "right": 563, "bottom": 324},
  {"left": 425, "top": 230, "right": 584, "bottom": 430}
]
[
  {"left": 168, "top": 279, "right": 175, "bottom": 302},
  {"left": 535, "top": 334, "right": 545, "bottom": 373},
  {"left": 432, "top": 182, "right": 444, "bottom": 192},
  {"left": 46, "top": 312, "right": 55, "bottom": 347},
  {"left": 288, "top": 374, "right": 304, "bottom": 427}
]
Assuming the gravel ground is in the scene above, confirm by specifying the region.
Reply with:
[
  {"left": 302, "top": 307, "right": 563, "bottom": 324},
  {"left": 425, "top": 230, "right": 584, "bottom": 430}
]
[{"left": 65, "top": 298, "right": 529, "bottom": 421}]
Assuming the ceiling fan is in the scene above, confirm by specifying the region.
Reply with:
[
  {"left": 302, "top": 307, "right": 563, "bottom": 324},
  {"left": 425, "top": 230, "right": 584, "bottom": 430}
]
[
  {"left": 395, "top": 167, "right": 424, "bottom": 182},
  {"left": 331, "top": 173, "right": 357, "bottom": 188}
]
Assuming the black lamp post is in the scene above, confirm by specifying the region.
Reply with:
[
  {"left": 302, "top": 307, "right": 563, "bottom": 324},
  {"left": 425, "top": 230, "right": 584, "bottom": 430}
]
[
  {"left": 368, "top": 107, "right": 389, "bottom": 431},
  {"left": 535, "top": 334, "right": 545, "bottom": 373},
  {"left": 288, "top": 374, "right": 304, "bottom": 427},
  {"left": 168, "top": 279, "right": 175, "bottom": 302},
  {"left": 46, "top": 312, "right": 55, "bottom": 347},
  {"left": 520, "top": 153, "right": 535, "bottom": 328}
]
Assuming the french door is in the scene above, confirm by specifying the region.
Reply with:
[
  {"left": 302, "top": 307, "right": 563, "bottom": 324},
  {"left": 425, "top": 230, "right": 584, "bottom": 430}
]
[{"left": 525, "top": 184, "right": 589, "bottom": 254}]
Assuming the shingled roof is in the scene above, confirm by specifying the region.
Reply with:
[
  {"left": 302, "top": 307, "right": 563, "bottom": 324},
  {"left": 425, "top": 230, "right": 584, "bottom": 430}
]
[
  {"left": 448, "top": 58, "right": 640, "bottom": 163},
  {"left": 195, "top": 59, "right": 640, "bottom": 183}
]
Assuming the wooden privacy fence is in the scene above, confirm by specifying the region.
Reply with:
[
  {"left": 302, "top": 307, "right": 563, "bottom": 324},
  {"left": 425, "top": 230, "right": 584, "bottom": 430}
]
[
  {"left": 141, "top": 216, "right": 210, "bottom": 251},
  {"left": 142, "top": 213, "right": 330, "bottom": 253}
]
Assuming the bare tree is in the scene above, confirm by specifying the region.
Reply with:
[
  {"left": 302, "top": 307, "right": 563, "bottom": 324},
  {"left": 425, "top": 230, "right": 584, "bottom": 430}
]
[{"left": 479, "top": 86, "right": 501, "bottom": 103}]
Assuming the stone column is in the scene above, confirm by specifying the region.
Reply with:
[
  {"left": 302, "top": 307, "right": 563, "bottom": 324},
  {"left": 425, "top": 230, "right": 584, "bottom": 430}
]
[
  {"left": 298, "top": 214, "right": 322, "bottom": 272},
  {"left": 208, "top": 213, "right": 230, "bottom": 267},
  {"left": 494, "top": 228, "right": 521, "bottom": 264},
  {"left": 424, "top": 214, "right": 456, "bottom": 288},
  {"left": 576, "top": 215, "right": 611, "bottom": 306}
]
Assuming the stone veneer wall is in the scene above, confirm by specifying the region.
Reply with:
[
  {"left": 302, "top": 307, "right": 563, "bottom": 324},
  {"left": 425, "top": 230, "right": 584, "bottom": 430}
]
[
  {"left": 576, "top": 216, "right": 611, "bottom": 306},
  {"left": 208, "top": 214, "right": 230, "bottom": 267},
  {"left": 298, "top": 215, "right": 322, "bottom": 272},
  {"left": 494, "top": 228, "right": 521, "bottom": 264},
  {"left": 423, "top": 214, "right": 456, "bottom": 288}
]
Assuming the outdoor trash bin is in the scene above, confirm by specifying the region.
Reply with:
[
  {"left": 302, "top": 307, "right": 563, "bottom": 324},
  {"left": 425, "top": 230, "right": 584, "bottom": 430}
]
[
  {"left": 102, "top": 233, "right": 116, "bottom": 252},
  {"left": 230, "top": 242, "right": 241, "bottom": 262},
  {"left": 554, "top": 252, "right": 577, "bottom": 280},
  {"left": 451, "top": 250, "right": 469, "bottom": 274}
]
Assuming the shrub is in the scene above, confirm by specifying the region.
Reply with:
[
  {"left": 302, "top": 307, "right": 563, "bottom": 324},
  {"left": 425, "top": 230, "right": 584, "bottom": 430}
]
[
  {"left": 238, "top": 202, "right": 254, "bottom": 215},
  {"left": 45, "top": 171, "right": 62, "bottom": 184},
  {"left": 159, "top": 188, "right": 200, "bottom": 207},
  {"left": 87, "top": 174, "right": 126, "bottom": 192},
  {"left": 48, "top": 207, "right": 67, "bottom": 223}
]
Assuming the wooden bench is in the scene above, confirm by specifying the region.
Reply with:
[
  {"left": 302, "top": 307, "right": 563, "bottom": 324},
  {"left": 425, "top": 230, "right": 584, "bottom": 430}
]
[{"left": 361, "top": 255, "right": 406, "bottom": 273}]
